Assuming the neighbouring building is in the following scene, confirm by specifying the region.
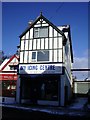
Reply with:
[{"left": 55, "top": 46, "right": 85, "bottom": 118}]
[
  {"left": 74, "top": 80, "right": 90, "bottom": 97},
  {"left": 16, "top": 13, "right": 73, "bottom": 106},
  {"left": 71, "top": 69, "right": 90, "bottom": 97},
  {"left": 0, "top": 54, "right": 19, "bottom": 103}
]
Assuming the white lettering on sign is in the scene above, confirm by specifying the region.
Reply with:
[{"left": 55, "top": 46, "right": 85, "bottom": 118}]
[{"left": 19, "top": 64, "right": 62, "bottom": 74}]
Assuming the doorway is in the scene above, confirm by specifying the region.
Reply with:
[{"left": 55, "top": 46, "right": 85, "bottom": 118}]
[{"left": 21, "top": 75, "right": 59, "bottom": 104}]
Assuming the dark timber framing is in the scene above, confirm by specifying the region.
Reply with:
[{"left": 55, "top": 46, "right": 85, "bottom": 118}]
[
  {"left": 19, "top": 13, "right": 73, "bottom": 60},
  {"left": 17, "top": 13, "right": 74, "bottom": 107},
  {"left": 71, "top": 68, "right": 90, "bottom": 71},
  {"left": 19, "top": 13, "right": 65, "bottom": 38}
]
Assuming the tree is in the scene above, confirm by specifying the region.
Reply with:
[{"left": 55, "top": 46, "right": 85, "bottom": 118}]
[
  {"left": 0, "top": 50, "right": 13, "bottom": 65},
  {"left": 0, "top": 50, "right": 4, "bottom": 64}
]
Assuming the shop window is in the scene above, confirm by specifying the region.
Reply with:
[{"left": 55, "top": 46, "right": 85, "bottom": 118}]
[
  {"left": 0, "top": 81, "right": 2, "bottom": 96},
  {"left": 40, "top": 79, "right": 58, "bottom": 101},
  {"left": 34, "top": 27, "right": 48, "bottom": 38},
  {"left": 2, "top": 80, "right": 16, "bottom": 97}
]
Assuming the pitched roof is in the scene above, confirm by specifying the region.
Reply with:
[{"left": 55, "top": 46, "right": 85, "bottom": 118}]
[
  {"left": 19, "top": 13, "right": 66, "bottom": 39},
  {"left": 0, "top": 54, "right": 19, "bottom": 71},
  {"left": 19, "top": 13, "right": 73, "bottom": 63},
  {"left": 0, "top": 59, "right": 9, "bottom": 70}
]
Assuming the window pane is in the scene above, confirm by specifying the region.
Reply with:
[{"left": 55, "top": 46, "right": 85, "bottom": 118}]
[
  {"left": 34, "top": 27, "right": 48, "bottom": 38},
  {"left": 39, "top": 27, "right": 48, "bottom": 37},
  {"left": 34, "top": 31, "right": 38, "bottom": 38},
  {"left": 32, "top": 52, "right": 36, "bottom": 59},
  {"left": 37, "top": 51, "right": 49, "bottom": 61},
  {"left": 34, "top": 28, "right": 39, "bottom": 38}
]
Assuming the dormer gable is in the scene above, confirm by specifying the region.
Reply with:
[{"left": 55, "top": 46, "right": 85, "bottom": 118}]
[{"left": 19, "top": 12, "right": 66, "bottom": 39}]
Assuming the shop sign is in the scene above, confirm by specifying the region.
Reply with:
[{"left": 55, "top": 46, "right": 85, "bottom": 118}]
[
  {"left": 19, "top": 64, "right": 62, "bottom": 74},
  {"left": 0, "top": 74, "right": 17, "bottom": 80}
]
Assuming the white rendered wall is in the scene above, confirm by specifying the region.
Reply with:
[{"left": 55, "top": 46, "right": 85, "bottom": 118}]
[{"left": 20, "top": 19, "right": 63, "bottom": 64}]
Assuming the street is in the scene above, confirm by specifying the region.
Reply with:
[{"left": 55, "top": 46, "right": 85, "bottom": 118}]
[{"left": 1, "top": 105, "right": 90, "bottom": 120}]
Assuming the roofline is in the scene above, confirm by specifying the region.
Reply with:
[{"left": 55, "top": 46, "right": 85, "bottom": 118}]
[
  {"left": 0, "top": 71, "right": 17, "bottom": 73},
  {"left": 71, "top": 68, "right": 90, "bottom": 71},
  {"left": 74, "top": 80, "right": 90, "bottom": 82},
  {"left": 68, "top": 26, "right": 73, "bottom": 63},
  {"left": 0, "top": 54, "right": 18, "bottom": 71},
  {"left": 19, "top": 13, "right": 66, "bottom": 39}
]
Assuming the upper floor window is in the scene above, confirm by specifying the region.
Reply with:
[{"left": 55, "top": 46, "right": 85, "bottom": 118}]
[
  {"left": 31, "top": 50, "right": 49, "bottom": 62},
  {"left": 32, "top": 52, "right": 36, "bottom": 62},
  {"left": 34, "top": 27, "right": 48, "bottom": 38},
  {"left": 37, "top": 51, "right": 49, "bottom": 61}
]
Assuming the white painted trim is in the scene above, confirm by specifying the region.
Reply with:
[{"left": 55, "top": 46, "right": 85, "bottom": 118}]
[
  {"left": 74, "top": 82, "right": 77, "bottom": 93},
  {"left": 0, "top": 73, "right": 17, "bottom": 75}
]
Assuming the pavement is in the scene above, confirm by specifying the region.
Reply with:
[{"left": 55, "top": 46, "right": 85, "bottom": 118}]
[
  {"left": 1, "top": 97, "right": 90, "bottom": 119},
  {"left": 68, "top": 97, "right": 88, "bottom": 109}
]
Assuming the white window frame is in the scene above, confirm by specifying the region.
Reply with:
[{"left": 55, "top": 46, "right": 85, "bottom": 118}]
[
  {"left": 34, "top": 27, "right": 48, "bottom": 38},
  {"left": 31, "top": 51, "right": 37, "bottom": 62},
  {"left": 31, "top": 50, "right": 50, "bottom": 63}
]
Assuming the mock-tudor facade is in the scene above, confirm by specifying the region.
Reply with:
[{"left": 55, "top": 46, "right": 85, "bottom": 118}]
[{"left": 16, "top": 13, "right": 73, "bottom": 106}]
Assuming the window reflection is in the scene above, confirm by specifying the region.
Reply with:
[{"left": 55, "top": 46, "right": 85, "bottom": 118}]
[{"left": 1, "top": 80, "right": 16, "bottom": 97}]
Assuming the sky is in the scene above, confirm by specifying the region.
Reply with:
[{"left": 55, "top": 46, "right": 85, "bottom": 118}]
[{"left": 1, "top": 2, "right": 89, "bottom": 79}]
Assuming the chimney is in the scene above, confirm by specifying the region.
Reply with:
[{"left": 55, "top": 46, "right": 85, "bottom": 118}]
[{"left": 28, "top": 20, "right": 33, "bottom": 26}]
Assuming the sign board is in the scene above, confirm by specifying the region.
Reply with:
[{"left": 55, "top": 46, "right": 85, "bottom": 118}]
[
  {"left": 19, "top": 64, "right": 62, "bottom": 74},
  {"left": 0, "top": 74, "right": 17, "bottom": 80}
]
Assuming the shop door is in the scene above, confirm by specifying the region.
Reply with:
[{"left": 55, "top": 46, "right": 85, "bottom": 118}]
[
  {"left": 64, "top": 86, "right": 68, "bottom": 105},
  {"left": 30, "top": 79, "right": 40, "bottom": 104}
]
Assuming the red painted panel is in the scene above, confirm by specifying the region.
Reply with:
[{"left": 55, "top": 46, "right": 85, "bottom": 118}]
[{"left": 0, "top": 74, "right": 17, "bottom": 80}]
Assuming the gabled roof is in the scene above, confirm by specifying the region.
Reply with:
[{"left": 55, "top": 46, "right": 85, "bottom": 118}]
[
  {"left": 0, "top": 54, "right": 19, "bottom": 71},
  {"left": 19, "top": 13, "right": 66, "bottom": 39},
  {"left": 0, "top": 59, "right": 9, "bottom": 70},
  {"left": 19, "top": 13, "right": 73, "bottom": 63}
]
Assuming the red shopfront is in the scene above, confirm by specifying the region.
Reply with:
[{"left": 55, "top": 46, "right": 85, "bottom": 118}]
[{"left": 0, "top": 73, "right": 17, "bottom": 97}]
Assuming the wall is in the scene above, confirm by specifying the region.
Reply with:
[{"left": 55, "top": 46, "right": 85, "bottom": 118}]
[
  {"left": 74, "top": 81, "right": 90, "bottom": 95},
  {"left": 20, "top": 18, "right": 63, "bottom": 64}
]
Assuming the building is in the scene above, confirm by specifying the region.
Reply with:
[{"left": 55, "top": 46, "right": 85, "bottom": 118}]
[
  {"left": 0, "top": 54, "right": 19, "bottom": 103},
  {"left": 74, "top": 80, "right": 90, "bottom": 97},
  {"left": 71, "top": 69, "right": 90, "bottom": 97},
  {"left": 16, "top": 13, "right": 73, "bottom": 106}
]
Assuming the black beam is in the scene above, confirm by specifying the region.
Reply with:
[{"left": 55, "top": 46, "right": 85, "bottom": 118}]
[{"left": 71, "top": 69, "right": 90, "bottom": 71}]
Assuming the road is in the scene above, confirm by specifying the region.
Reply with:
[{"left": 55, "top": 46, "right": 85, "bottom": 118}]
[{"left": 1, "top": 106, "right": 90, "bottom": 120}]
